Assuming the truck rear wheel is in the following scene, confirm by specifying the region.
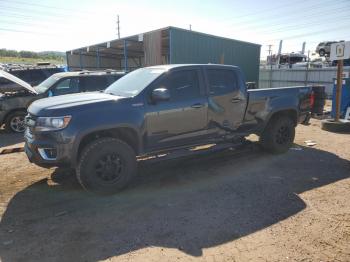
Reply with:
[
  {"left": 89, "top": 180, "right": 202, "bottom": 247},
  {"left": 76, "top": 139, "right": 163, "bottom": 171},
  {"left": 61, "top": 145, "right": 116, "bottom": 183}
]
[
  {"left": 76, "top": 138, "right": 137, "bottom": 194},
  {"left": 260, "top": 116, "right": 295, "bottom": 154}
]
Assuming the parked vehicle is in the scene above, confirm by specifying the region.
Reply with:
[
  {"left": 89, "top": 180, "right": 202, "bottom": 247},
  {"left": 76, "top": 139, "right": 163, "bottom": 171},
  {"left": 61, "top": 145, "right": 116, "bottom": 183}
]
[
  {"left": 267, "top": 53, "right": 307, "bottom": 68},
  {"left": 316, "top": 41, "right": 338, "bottom": 56},
  {"left": 24, "top": 64, "right": 312, "bottom": 194},
  {"left": 0, "top": 70, "right": 126, "bottom": 132},
  {"left": 0, "top": 63, "right": 66, "bottom": 89}
]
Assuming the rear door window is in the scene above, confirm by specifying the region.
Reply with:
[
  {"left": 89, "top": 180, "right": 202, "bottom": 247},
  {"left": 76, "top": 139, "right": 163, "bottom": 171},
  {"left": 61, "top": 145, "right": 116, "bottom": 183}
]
[{"left": 206, "top": 69, "right": 238, "bottom": 96}]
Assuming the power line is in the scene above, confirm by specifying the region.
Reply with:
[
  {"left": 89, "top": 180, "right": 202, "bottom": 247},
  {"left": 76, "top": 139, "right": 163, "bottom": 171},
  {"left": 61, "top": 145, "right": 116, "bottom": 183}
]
[
  {"left": 221, "top": 0, "right": 348, "bottom": 26},
  {"left": 1, "top": 0, "right": 348, "bottom": 37},
  {"left": 1, "top": 4, "right": 347, "bottom": 39},
  {"left": 265, "top": 24, "right": 350, "bottom": 42},
  {"left": 0, "top": 6, "right": 105, "bottom": 21},
  {"left": 219, "top": 0, "right": 308, "bottom": 23},
  {"left": 0, "top": 0, "right": 114, "bottom": 16},
  {"left": 221, "top": 4, "right": 350, "bottom": 33},
  {"left": 257, "top": 15, "right": 350, "bottom": 35},
  {"left": 0, "top": 27, "right": 56, "bottom": 36}
]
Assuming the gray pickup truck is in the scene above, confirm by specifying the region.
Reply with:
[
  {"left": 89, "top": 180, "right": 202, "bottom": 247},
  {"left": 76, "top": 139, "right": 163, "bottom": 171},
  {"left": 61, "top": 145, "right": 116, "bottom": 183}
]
[{"left": 24, "top": 64, "right": 312, "bottom": 194}]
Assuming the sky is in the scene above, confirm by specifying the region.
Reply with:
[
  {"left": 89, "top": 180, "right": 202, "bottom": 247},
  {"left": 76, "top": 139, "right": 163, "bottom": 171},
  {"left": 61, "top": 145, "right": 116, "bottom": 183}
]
[{"left": 0, "top": 0, "right": 349, "bottom": 58}]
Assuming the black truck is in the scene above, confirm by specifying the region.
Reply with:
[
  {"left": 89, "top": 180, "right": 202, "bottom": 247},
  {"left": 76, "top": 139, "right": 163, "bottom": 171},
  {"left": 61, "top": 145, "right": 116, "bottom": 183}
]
[{"left": 24, "top": 64, "right": 312, "bottom": 194}]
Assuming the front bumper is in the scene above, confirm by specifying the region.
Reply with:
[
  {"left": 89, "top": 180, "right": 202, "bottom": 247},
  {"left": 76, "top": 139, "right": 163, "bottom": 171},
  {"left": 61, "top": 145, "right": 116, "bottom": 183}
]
[{"left": 24, "top": 128, "right": 75, "bottom": 168}]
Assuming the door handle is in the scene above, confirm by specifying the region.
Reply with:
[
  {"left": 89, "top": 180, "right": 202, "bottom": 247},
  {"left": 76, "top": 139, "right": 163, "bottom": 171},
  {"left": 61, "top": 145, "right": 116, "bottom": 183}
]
[
  {"left": 231, "top": 98, "right": 243, "bottom": 103},
  {"left": 191, "top": 103, "right": 204, "bottom": 108}
]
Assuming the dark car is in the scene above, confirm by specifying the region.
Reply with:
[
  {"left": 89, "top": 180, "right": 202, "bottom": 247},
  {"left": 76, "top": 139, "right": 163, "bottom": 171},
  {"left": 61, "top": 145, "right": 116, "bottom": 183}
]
[
  {"left": 0, "top": 63, "right": 66, "bottom": 88},
  {"left": 0, "top": 70, "right": 126, "bottom": 132},
  {"left": 24, "top": 64, "right": 312, "bottom": 194}
]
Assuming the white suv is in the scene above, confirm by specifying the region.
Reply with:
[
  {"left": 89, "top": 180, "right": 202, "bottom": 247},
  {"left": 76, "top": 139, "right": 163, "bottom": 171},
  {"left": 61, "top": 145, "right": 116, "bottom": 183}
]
[{"left": 316, "top": 41, "right": 338, "bottom": 56}]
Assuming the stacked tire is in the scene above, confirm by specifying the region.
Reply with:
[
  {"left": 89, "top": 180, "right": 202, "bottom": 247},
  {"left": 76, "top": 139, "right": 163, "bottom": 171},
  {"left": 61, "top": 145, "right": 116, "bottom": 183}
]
[{"left": 311, "top": 85, "right": 326, "bottom": 115}]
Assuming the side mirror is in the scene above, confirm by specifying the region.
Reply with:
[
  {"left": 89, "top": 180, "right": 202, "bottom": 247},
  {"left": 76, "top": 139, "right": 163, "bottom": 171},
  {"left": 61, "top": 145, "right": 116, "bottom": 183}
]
[{"left": 151, "top": 88, "right": 170, "bottom": 102}]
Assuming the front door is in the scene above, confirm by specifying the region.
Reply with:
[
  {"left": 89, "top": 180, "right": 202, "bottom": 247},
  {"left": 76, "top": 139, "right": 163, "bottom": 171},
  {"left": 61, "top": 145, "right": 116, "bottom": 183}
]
[{"left": 145, "top": 69, "right": 208, "bottom": 151}]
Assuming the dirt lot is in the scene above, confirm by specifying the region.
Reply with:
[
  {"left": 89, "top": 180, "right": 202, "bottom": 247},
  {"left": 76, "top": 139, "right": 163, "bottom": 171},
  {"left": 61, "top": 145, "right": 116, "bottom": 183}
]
[{"left": 0, "top": 119, "right": 349, "bottom": 262}]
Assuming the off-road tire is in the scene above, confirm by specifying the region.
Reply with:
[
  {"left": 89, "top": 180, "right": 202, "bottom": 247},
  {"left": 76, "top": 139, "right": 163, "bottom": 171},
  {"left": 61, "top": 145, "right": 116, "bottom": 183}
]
[
  {"left": 76, "top": 137, "right": 137, "bottom": 194},
  {"left": 5, "top": 111, "right": 27, "bottom": 133},
  {"left": 260, "top": 116, "right": 295, "bottom": 154}
]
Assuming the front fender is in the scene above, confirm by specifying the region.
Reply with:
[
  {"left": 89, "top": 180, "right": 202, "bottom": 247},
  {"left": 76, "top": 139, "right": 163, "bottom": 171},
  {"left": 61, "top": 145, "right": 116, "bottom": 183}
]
[{"left": 68, "top": 105, "right": 144, "bottom": 165}]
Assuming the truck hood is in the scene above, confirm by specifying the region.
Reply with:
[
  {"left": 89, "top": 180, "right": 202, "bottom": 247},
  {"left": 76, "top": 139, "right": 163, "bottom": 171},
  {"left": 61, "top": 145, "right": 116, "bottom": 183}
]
[
  {"left": 28, "top": 92, "right": 124, "bottom": 116},
  {"left": 0, "top": 70, "right": 38, "bottom": 94}
]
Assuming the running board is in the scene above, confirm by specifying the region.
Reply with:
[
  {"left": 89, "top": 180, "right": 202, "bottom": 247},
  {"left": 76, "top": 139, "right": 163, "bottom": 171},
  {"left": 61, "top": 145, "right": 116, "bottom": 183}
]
[{"left": 138, "top": 139, "right": 255, "bottom": 164}]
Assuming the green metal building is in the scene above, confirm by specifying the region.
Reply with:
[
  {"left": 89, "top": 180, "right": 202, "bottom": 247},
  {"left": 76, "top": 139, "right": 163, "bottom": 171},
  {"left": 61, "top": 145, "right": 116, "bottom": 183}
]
[{"left": 66, "top": 26, "right": 261, "bottom": 83}]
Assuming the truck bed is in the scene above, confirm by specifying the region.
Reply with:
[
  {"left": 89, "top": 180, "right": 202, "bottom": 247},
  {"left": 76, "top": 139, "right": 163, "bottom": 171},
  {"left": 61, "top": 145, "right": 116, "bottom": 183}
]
[{"left": 243, "top": 86, "right": 312, "bottom": 132}]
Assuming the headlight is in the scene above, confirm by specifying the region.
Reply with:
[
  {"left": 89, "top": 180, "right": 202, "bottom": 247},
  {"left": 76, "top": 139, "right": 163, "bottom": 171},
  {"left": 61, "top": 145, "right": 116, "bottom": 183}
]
[{"left": 35, "top": 116, "right": 71, "bottom": 131}]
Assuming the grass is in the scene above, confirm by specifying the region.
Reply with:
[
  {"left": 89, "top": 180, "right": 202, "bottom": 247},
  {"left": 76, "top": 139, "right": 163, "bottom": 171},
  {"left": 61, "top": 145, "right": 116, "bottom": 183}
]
[{"left": 0, "top": 56, "right": 65, "bottom": 65}]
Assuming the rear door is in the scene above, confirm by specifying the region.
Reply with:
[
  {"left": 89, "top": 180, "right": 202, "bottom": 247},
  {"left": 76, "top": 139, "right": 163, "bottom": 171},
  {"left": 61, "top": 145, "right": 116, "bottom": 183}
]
[
  {"left": 145, "top": 69, "right": 208, "bottom": 150},
  {"left": 205, "top": 68, "right": 246, "bottom": 133}
]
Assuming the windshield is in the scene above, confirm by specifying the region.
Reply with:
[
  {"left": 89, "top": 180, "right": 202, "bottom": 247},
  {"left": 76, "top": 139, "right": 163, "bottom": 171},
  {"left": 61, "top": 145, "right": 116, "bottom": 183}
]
[
  {"left": 34, "top": 75, "right": 60, "bottom": 93},
  {"left": 105, "top": 68, "right": 166, "bottom": 97}
]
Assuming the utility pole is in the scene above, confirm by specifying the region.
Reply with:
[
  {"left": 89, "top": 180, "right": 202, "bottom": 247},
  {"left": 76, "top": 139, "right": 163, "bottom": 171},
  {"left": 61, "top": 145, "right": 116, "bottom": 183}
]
[
  {"left": 305, "top": 50, "right": 310, "bottom": 86},
  {"left": 117, "top": 15, "right": 120, "bottom": 39},
  {"left": 189, "top": 24, "right": 192, "bottom": 31},
  {"left": 335, "top": 59, "right": 344, "bottom": 121},
  {"left": 277, "top": 40, "right": 283, "bottom": 68},
  {"left": 301, "top": 42, "right": 306, "bottom": 54},
  {"left": 267, "top": 44, "right": 273, "bottom": 88}
]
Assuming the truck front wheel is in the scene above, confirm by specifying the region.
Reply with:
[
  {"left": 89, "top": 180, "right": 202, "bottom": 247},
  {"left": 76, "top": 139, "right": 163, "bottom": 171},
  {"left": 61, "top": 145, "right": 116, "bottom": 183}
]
[
  {"left": 76, "top": 138, "right": 137, "bottom": 194},
  {"left": 260, "top": 116, "right": 295, "bottom": 154},
  {"left": 5, "top": 111, "right": 27, "bottom": 133}
]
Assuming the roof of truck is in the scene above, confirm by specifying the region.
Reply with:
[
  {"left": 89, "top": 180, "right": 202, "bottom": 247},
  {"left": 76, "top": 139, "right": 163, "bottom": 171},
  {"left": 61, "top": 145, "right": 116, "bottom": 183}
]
[{"left": 147, "top": 64, "right": 239, "bottom": 70}]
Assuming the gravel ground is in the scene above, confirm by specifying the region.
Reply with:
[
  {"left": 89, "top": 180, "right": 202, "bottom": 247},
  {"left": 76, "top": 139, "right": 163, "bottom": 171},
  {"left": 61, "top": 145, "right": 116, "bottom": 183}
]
[{"left": 0, "top": 118, "right": 349, "bottom": 262}]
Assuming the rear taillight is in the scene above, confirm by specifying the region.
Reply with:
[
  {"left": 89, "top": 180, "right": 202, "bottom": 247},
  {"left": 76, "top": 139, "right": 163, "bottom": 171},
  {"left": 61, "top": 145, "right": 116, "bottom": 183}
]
[{"left": 310, "top": 92, "right": 315, "bottom": 108}]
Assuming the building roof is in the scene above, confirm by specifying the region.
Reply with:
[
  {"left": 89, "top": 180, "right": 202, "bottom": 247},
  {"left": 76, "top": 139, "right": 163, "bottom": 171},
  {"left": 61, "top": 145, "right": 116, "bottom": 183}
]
[{"left": 66, "top": 26, "right": 260, "bottom": 54}]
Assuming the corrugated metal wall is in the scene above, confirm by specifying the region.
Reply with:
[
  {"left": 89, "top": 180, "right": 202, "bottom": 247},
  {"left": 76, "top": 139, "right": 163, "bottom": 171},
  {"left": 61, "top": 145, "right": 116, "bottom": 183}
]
[
  {"left": 259, "top": 67, "right": 350, "bottom": 96},
  {"left": 144, "top": 31, "right": 163, "bottom": 66},
  {"left": 169, "top": 27, "right": 261, "bottom": 83},
  {"left": 67, "top": 53, "right": 120, "bottom": 70}
]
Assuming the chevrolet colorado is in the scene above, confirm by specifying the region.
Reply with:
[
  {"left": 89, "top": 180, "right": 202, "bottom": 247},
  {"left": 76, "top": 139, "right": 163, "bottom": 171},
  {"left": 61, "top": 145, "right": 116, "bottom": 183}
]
[{"left": 24, "top": 64, "right": 312, "bottom": 194}]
